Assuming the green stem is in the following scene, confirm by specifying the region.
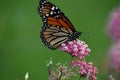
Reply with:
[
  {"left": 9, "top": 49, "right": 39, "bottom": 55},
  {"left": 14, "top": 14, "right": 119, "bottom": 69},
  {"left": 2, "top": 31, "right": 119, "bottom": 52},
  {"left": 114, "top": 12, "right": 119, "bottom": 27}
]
[
  {"left": 59, "top": 71, "right": 62, "bottom": 80},
  {"left": 78, "top": 75, "right": 82, "bottom": 80},
  {"left": 68, "top": 56, "right": 73, "bottom": 67}
]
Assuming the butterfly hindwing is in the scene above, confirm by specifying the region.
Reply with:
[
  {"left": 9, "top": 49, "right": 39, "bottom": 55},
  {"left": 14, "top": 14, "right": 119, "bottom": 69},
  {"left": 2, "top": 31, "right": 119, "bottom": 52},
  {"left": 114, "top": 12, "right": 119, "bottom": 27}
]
[{"left": 41, "top": 25, "right": 69, "bottom": 49}]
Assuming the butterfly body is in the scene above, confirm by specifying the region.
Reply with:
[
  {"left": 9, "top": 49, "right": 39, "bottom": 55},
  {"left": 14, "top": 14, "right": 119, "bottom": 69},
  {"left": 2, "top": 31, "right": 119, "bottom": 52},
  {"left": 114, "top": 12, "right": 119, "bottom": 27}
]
[
  {"left": 68, "top": 32, "right": 81, "bottom": 41},
  {"left": 37, "top": 0, "right": 81, "bottom": 50}
]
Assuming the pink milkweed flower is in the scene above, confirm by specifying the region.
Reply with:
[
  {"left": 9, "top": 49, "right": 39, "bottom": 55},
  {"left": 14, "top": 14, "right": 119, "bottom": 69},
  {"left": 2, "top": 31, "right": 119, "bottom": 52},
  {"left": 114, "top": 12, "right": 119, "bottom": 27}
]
[
  {"left": 109, "top": 42, "right": 120, "bottom": 73},
  {"left": 60, "top": 39, "right": 91, "bottom": 59},
  {"left": 107, "top": 6, "right": 120, "bottom": 42},
  {"left": 71, "top": 60, "right": 98, "bottom": 80}
]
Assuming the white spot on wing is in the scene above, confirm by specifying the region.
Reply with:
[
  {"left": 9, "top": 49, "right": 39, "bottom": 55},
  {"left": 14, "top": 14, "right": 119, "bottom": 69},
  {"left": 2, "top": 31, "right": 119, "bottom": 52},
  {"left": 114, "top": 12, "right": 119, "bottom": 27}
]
[
  {"left": 56, "top": 16, "right": 59, "bottom": 18},
  {"left": 44, "top": 0, "right": 46, "bottom": 3},
  {"left": 43, "top": 21, "right": 46, "bottom": 23},
  {"left": 42, "top": 2, "right": 44, "bottom": 4},
  {"left": 50, "top": 11, "right": 53, "bottom": 15},
  {"left": 46, "top": 14, "right": 49, "bottom": 16},
  {"left": 51, "top": 6, "right": 55, "bottom": 10},
  {"left": 58, "top": 11, "right": 60, "bottom": 13},
  {"left": 43, "top": 16, "right": 45, "bottom": 18},
  {"left": 56, "top": 7, "right": 58, "bottom": 9},
  {"left": 54, "top": 12, "right": 56, "bottom": 14}
]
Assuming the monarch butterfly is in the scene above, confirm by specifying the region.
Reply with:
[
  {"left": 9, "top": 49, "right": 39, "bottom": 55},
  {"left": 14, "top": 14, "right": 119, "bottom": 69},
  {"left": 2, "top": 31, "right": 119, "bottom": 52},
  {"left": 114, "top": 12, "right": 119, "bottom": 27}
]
[{"left": 37, "top": 0, "right": 81, "bottom": 50}]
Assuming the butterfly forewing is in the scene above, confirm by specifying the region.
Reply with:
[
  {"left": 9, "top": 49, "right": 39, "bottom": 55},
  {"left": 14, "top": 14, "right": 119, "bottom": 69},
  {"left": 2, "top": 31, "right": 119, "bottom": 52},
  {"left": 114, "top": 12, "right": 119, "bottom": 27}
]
[{"left": 37, "top": 0, "right": 76, "bottom": 31}]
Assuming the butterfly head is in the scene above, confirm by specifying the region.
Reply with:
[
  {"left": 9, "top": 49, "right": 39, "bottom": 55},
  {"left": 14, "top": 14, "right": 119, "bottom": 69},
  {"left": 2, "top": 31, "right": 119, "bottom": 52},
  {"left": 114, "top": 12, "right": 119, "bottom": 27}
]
[{"left": 69, "top": 31, "right": 82, "bottom": 41}]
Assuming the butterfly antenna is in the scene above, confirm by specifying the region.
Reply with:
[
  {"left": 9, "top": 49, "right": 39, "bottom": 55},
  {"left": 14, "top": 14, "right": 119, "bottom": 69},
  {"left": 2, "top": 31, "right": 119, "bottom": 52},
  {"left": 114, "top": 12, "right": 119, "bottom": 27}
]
[
  {"left": 81, "top": 31, "right": 95, "bottom": 39},
  {"left": 79, "top": 31, "right": 95, "bottom": 41},
  {"left": 80, "top": 34, "right": 86, "bottom": 41}
]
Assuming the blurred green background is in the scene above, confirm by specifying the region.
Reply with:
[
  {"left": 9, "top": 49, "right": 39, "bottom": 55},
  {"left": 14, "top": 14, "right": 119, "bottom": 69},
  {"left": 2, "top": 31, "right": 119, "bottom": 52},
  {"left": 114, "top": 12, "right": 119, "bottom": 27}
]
[{"left": 0, "top": 0, "right": 120, "bottom": 80}]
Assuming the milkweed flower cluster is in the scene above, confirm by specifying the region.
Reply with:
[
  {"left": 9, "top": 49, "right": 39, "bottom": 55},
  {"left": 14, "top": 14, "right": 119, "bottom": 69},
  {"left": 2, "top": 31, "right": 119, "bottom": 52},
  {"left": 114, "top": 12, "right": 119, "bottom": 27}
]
[
  {"left": 59, "top": 39, "right": 98, "bottom": 80},
  {"left": 71, "top": 60, "right": 98, "bottom": 80},
  {"left": 60, "top": 39, "right": 91, "bottom": 59},
  {"left": 106, "top": 6, "right": 120, "bottom": 74}
]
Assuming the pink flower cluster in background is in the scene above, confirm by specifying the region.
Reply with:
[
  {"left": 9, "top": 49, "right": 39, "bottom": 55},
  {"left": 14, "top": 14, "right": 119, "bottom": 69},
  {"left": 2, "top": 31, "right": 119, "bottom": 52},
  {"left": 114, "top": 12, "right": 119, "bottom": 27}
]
[
  {"left": 60, "top": 39, "right": 91, "bottom": 59},
  {"left": 107, "top": 6, "right": 120, "bottom": 42},
  {"left": 109, "top": 42, "right": 120, "bottom": 73},
  {"left": 106, "top": 6, "right": 120, "bottom": 73},
  {"left": 71, "top": 60, "right": 98, "bottom": 80}
]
